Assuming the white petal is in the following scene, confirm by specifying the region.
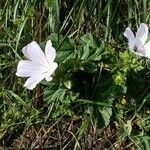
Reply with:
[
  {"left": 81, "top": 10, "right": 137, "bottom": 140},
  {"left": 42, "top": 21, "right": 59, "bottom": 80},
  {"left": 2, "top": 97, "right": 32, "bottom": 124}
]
[
  {"left": 16, "top": 60, "right": 46, "bottom": 77},
  {"left": 45, "top": 76, "right": 53, "bottom": 81},
  {"left": 133, "top": 51, "right": 144, "bottom": 57},
  {"left": 143, "top": 41, "right": 150, "bottom": 58},
  {"left": 45, "top": 40, "right": 56, "bottom": 63},
  {"left": 135, "top": 23, "right": 148, "bottom": 45},
  {"left": 124, "top": 27, "right": 135, "bottom": 50},
  {"left": 24, "top": 74, "right": 46, "bottom": 90},
  {"left": 134, "top": 38, "right": 143, "bottom": 53},
  {"left": 22, "top": 41, "right": 47, "bottom": 65},
  {"left": 47, "top": 62, "right": 58, "bottom": 76}
]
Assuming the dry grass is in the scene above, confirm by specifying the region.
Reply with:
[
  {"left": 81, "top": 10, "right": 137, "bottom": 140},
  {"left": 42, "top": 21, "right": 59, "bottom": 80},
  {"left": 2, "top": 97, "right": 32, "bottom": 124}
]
[{"left": 8, "top": 118, "right": 136, "bottom": 150}]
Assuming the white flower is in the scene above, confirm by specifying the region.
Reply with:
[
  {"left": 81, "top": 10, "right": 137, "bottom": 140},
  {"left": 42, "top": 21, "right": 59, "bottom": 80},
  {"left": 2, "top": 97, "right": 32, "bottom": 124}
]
[
  {"left": 124, "top": 23, "right": 150, "bottom": 58},
  {"left": 16, "top": 40, "right": 58, "bottom": 90}
]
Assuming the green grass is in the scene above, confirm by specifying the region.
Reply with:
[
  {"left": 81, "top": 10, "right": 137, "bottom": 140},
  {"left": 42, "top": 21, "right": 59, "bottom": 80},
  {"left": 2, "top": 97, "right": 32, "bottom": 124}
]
[{"left": 0, "top": 0, "right": 150, "bottom": 149}]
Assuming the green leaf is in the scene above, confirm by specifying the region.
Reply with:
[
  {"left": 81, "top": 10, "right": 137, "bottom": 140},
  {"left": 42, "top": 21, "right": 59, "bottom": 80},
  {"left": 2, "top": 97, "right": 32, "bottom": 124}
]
[
  {"left": 119, "top": 120, "right": 132, "bottom": 141},
  {"left": 80, "top": 33, "right": 95, "bottom": 47},
  {"left": 82, "top": 61, "right": 97, "bottom": 73},
  {"left": 44, "top": 84, "right": 79, "bottom": 118},
  {"left": 98, "top": 106, "right": 112, "bottom": 126},
  {"left": 48, "top": 33, "right": 75, "bottom": 51}
]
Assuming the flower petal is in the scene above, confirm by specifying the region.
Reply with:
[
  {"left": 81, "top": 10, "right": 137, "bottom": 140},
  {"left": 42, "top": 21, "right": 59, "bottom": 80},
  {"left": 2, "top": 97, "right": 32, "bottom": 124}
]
[
  {"left": 135, "top": 23, "right": 148, "bottom": 46},
  {"left": 143, "top": 41, "right": 150, "bottom": 58},
  {"left": 22, "top": 41, "right": 47, "bottom": 65},
  {"left": 124, "top": 27, "right": 135, "bottom": 50},
  {"left": 47, "top": 62, "right": 58, "bottom": 76},
  {"left": 45, "top": 76, "right": 53, "bottom": 81},
  {"left": 133, "top": 51, "right": 144, "bottom": 57},
  {"left": 24, "top": 74, "right": 46, "bottom": 90},
  {"left": 45, "top": 40, "right": 56, "bottom": 63},
  {"left": 16, "top": 60, "right": 46, "bottom": 77}
]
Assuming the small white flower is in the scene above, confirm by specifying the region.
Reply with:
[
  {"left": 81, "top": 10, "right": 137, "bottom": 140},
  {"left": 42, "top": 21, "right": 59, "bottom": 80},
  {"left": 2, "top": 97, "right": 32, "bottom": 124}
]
[
  {"left": 124, "top": 23, "right": 150, "bottom": 58},
  {"left": 16, "top": 40, "right": 58, "bottom": 90}
]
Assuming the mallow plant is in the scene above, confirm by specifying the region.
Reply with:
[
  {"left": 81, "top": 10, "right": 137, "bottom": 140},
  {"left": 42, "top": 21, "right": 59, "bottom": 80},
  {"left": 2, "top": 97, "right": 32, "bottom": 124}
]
[
  {"left": 16, "top": 23, "right": 150, "bottom": 90},
  {"left": 15, "top": 23, "right": 150, "bottom": 148}
]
